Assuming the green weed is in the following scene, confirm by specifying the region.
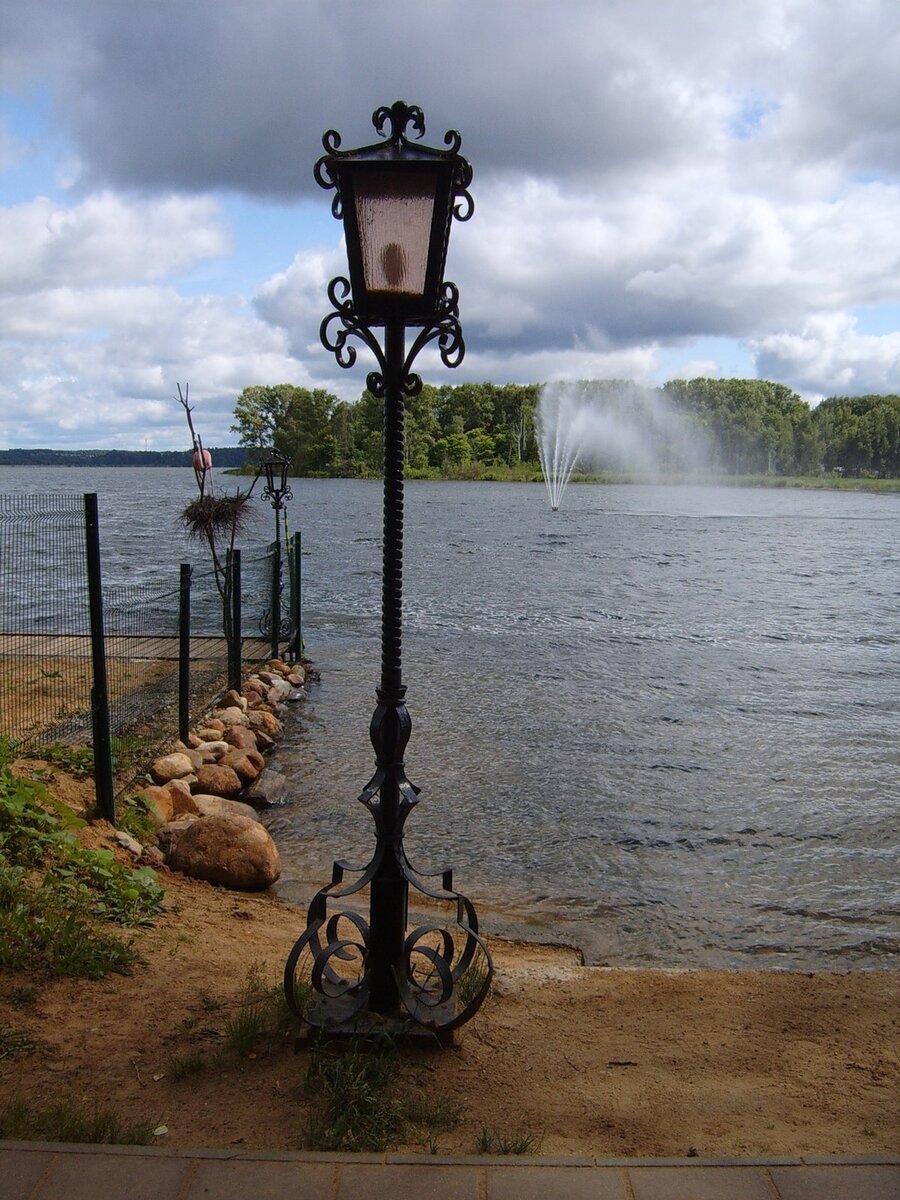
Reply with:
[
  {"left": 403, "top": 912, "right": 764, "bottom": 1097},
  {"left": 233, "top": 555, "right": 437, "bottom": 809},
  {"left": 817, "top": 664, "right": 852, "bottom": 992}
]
[
  {"left": 0, "top": 1025, "right": 35, "bottom": 1060},
  {"left": 118, "top": 793, "right": 157, "bottom": 843},
  {"left": 477, "top": 1126, "right": 542, "bottom": 1155},
  {"left": 457, "top": 958, "right": 492, "bottom": 1009},
  {"left": 0, "top": 1098, "right": 155, "bottom": 1145},
  {"left": 303, "top": 1035, "right": 402, "bottom": 1152},
  {"left": 0, "top": 762, "right": 163, "bottom": 978},
  {"left": 223, "top": 965, "right": 293, "bottom": 1057},
  {"left": 302, "top": 1034, "right": 462, "bottom": 1153},
  {"left": 167, "top": 1052, "right": 207, "bottom": 1080},
  {"left": 39, "top": 743, "right": 94, "bottom": 779}
]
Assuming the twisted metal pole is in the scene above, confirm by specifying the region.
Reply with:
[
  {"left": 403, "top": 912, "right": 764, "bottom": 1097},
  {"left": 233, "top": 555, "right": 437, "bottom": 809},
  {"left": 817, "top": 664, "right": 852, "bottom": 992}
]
[{"left": 367, "top": 319, "right": 409, "bottom": 1012}]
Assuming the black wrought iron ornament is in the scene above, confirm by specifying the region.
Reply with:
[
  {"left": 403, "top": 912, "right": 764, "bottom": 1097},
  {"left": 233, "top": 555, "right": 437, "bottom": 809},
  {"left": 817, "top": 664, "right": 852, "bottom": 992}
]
[{"left": 285, "top": 103, "right": 492, "bottom": 1036}]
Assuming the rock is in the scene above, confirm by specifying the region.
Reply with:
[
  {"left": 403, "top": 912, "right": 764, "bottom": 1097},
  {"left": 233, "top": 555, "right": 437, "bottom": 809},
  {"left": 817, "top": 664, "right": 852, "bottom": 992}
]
[
  {"left": 286, "top": 669, "right": 305, "bottom": 686},
  {"left": 170, "top": 815, "right": 280, "bottom": 890},
  {"left": 243, "top": 768, "right": 289, "bottom": 809},
  {"left": 141, "top": 844, "right": 165, "bottom": 868},
  {"left": 156, "top": 817, "right": 199, "bottom": 859},
  {"left": 254, "top": 729, "right": 276, "bottom": 751},
  {"left": 170, "top": 789, "right": 201, "bottom": 817},
  {"left": 165, "top": 777, "right": 193, "bottom": 799},
  {"left": 220, "top": 749, "right": 263, "bottom": 785},
  {"left": 244, "top": 691, "right": 263, "bottom": 709},
  {"left": 215, "top": 706, "right": 251, "bottom": 728},
  {"left": 265, "top": 659, "right": 291, "bottom": 676},
  {"left": 115, "top": 830, "right": 143, "bottom": 858},
  {"left": 248, "top": 710, "right": 283, "bottom": 738},
  {"left": 195, "top": 739, "right": 231, "bottom": 759},
  {"left": 196, "top": 726, "right": 225, "bottom": 742},
  {"left": 135, "top": 785, "right": 175, "bottom": 827},
  {"left": 192, "top": 794, "right": 260, "bottom": 822},
  {"left": 221, "top": 688, "right": 248, "bottom": 711},
  {"left": 223, "top": 726, "right": 259, "bottom": 753},
  {"left": 150, "top": 752, "right": 196, "bottom": 785},
  {"left": 193, "top": 763, "right": 243, "bottom": 799},
  {"left": 266, "top": 687, "right": 287, "bottom": 708},
  {"left": 186, "top": 732, "right": 203, "bottom": 749}
]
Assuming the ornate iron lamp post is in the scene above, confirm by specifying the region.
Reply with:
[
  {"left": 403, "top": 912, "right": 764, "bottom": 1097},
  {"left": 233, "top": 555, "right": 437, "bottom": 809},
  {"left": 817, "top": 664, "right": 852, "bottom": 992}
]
[
  {"left": 257, "top": 451, "right": 293, "bottom": 656},
  {"left": 284, "top": 101, "right": 492, "bottom": 1035}
]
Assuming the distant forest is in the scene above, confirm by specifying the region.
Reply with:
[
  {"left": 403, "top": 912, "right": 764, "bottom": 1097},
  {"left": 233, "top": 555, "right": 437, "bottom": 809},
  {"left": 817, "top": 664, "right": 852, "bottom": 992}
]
[
  {"left": 230, "top": 379, "right": 900, "bottom": 479},
  {"left": 0, "top": 446, "right": 249, "bottom": 467}
]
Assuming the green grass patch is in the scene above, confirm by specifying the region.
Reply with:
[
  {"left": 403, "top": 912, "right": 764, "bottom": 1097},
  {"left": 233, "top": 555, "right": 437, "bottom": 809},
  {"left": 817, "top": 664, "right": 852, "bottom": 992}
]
[
  {"left": 302, "top": 1034, "right": 462, "bottom": 1153},
  {"left": 0, "top": 762, "right": 163, "bottom": 978},
  {"left": 0, "top": 1098, "right": 156, "bottom": 1145}
]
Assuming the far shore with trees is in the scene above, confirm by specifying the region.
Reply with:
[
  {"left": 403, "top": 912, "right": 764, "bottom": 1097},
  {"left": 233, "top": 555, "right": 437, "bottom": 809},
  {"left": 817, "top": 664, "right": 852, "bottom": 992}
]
[
  {"left": 229, "top": 378, "right": 900, "bottom": 486},
  {"left": 3, "top": 380, "right": 897, "bottom": 487}
]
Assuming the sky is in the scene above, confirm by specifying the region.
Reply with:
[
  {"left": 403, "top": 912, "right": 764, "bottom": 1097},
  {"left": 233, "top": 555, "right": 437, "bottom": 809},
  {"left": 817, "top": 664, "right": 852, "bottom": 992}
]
[{"left": 1, "top": 0, "right": 899, "bottom": 450}]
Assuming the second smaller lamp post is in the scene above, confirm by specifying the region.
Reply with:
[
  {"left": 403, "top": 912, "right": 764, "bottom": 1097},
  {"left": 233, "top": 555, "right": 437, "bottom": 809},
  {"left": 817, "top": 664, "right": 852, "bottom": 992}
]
[{"left": 258, "top": 451, "right": 292, "bottom": 659}]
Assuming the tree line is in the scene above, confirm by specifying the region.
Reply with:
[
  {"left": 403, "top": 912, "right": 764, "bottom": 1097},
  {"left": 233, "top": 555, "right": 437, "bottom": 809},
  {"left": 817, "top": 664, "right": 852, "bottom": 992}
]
[
  {"left": 0, "top": 446, "right": 249, "bottom": 468},
  {"left": 231, "top": 380, "right": 900, "bottom": 479}
]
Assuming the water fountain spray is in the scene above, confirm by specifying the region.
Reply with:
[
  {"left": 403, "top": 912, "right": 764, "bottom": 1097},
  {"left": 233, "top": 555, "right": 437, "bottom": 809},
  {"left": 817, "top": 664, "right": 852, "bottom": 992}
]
[{"left": 536, "top": 383, "right": 584, "bottom": 510}]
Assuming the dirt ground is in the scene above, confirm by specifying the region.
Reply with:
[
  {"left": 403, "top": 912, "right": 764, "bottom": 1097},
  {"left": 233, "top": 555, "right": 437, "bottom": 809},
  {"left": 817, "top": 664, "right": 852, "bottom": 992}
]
[{"left": 1, "top": 802, "right": 897, "bottom": 1159}]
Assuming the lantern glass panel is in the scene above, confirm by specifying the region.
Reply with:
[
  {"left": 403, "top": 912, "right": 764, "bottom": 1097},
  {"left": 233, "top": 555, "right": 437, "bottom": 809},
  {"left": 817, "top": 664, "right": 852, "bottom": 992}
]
[{"left": 354, "top": 169, "right": 437, "bottom": 300}]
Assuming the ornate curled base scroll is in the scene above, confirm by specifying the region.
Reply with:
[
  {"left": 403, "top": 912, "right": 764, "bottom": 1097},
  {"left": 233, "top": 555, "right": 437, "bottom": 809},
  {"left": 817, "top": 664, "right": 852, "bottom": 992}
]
[{"left": 283, "top": 766, "right": 493, "bottom": 1035}]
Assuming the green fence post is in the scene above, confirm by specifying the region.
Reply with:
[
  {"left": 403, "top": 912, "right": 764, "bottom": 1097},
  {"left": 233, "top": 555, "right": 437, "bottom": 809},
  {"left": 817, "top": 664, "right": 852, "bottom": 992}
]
[
  {"left": 84, "top": 493, "right": 115, "bottom": 824},
  {"left": 229, "top": 548, "right": 242, "bottom": 691},
  {"left": 270, "top": 540, "right": 281, "bottom": 661},
  {"left": 178, "top": 563, "right": 192, "bottom": 743},
  {"left": 291, "top": 530, "right": 302, "bottom": 662}
]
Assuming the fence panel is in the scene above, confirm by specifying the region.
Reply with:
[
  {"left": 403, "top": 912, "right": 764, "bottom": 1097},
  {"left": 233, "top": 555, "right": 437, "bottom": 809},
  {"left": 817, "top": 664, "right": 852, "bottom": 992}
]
[{"left": 0, "top": 494, "right": 93, "bottom": 749}]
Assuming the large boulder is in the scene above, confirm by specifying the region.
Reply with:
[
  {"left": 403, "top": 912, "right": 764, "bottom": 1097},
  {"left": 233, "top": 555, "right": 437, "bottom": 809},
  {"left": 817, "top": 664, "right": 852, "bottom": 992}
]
[
  {"left": 170, "top": 814, "right": 280, "bottom": 890},
  {"left": 192, "top": 794, "right": 260, "bottom": 822},
  {"left": 193, "top": 763, "right": 242, "bottom": 799}
]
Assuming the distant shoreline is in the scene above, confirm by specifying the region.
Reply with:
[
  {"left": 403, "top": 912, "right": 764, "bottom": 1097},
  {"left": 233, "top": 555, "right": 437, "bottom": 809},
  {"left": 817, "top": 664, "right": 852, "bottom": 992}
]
[{"left": 1, "top": 456, "right": 897, "bottom": 491}]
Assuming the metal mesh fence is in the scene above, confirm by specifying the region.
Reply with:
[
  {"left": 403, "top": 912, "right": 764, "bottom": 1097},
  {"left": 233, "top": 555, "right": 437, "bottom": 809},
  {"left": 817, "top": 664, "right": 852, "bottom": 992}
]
[
  {"left": 0, "top": 494, "right": 93, "bottom": 747},
  {"left": 0, "top": 494, "right": 284, "bottom": 805},
  {"left": 101, "top": 575, "right": 182, "bottom": 796}
]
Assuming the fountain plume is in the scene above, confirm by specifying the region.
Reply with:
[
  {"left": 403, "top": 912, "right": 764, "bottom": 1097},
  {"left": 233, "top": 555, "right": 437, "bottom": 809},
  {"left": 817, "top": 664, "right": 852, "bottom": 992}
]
[{"left": 536, "top": 379, "right": 709, "bottom": 508}]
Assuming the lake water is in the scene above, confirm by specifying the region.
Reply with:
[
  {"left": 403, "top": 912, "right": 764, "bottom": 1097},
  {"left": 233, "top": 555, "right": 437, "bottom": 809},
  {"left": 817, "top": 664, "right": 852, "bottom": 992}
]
[{"left": 2, "top": 468, "right": 897, "bottom": 968}]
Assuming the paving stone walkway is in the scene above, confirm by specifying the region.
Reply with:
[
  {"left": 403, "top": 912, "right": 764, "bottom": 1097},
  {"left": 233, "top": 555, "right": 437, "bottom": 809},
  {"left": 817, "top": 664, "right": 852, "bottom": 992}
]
[{"left": 2, "top": 1143, "right": 898, "bottom": 1200}]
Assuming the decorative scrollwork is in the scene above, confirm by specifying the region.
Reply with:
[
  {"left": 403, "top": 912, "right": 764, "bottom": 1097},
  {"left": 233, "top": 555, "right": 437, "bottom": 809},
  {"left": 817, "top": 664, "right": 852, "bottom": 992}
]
[
  {"left": 261, "top": 482, "right": 293, "bottom": 507},
  {"left": 373, "top": 100, "right": 425, "bottom": 146},
  {"left": 405, "top": 283, "right": 466, "bottom": 375},
  {"left": 320, "top": 277, "right": 387, "bottom": 376},
  {"left": 284, "top": 802, "right": 493, "bottom": 1034}
]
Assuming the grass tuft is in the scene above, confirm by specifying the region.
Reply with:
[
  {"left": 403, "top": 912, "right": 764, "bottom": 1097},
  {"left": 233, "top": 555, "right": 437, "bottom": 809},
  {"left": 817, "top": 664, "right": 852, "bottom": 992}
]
[
  {"left": 0, "top": 1098, "right": 156, "bottom": 1145},
  {"left": 477, "top": 1126, "right": 542, "bottom": 1155}
]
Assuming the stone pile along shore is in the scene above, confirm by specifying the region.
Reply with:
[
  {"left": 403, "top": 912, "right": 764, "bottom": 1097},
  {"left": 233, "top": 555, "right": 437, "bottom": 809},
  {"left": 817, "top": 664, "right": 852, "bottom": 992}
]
[{"left": 127, "top": 657, "right": 305, "bottom": 891}]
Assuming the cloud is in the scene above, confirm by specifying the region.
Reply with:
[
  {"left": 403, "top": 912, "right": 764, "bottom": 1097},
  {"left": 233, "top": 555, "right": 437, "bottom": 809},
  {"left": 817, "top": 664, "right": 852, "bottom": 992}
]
[
  {"left": 2, "top": 0, "right": 900, "bottom": 448},
  {"left": 750, "top": 315, "right": 900, "bottom": 400},
  {"left": 0, "top": 192, "right": 229, "bottom": 292}
]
